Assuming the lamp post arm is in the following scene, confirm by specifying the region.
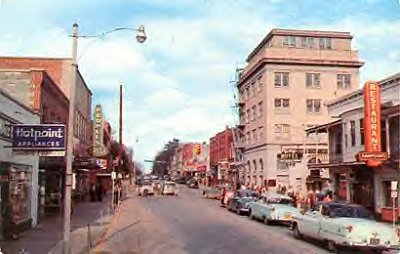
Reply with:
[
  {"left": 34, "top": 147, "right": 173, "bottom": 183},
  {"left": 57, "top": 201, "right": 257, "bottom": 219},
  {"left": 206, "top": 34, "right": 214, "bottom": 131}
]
[{"left": 73, "top": 27, "right": 138, "bottom": 39}]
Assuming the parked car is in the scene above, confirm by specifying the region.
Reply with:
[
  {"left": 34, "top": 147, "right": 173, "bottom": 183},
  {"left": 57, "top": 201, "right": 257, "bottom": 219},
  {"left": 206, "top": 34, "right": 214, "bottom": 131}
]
[
  {"left": 176, "top": 177, "right": 188, "bottom": 184},
  {"left": 187, "top": 179, "right": 199, "bottom": 189},
  {"left": 202, "top": 187, "right": 222, "bottom": 200},
  {"left": 291, "top": 202, "right": 400, "bottom": 253},
  {"left": 138, "top": 182, "right": 154, "bottom": 196},
  {"left": 227, "top": 196, "right": 258, "bottom": 215},
  {"left": 163, "top": 181, "right": 178, "bottom": 195},
  {"left": 248, "top": 192, "right": 299, "bottom": 225}
]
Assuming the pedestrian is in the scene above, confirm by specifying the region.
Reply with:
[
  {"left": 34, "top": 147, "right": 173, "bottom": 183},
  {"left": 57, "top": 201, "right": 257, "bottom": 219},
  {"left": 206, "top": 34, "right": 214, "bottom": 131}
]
[
  {"left": 90, "top": 183, "right": 96, "bottom": 202},
  {"left": 96, "top": 180, "right": 103, "bottom": 202}
]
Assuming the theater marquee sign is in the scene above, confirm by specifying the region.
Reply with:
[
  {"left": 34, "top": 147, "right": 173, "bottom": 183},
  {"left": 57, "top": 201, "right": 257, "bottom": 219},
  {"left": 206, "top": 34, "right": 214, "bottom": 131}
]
[
  {"left": 92, "top": 105, "right": 108, "bottom": 157},
  {"left": 357, "top": 81, "right": 387, "bottom": 167}
]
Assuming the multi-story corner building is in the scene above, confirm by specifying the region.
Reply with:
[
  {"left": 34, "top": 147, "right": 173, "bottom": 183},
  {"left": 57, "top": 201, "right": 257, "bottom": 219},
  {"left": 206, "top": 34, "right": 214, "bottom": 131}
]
[
  {"left": 209, "top": 127, "right": 234, "bottom": 183},
  {"left": 307, "top": 73, "right": 399, "bottom": 222},
  {"left": 0, "top": 57, "right": 92, "bottom": 154},
  {"left": 237, "top": 29, "right": 363, "bottom": 191}
]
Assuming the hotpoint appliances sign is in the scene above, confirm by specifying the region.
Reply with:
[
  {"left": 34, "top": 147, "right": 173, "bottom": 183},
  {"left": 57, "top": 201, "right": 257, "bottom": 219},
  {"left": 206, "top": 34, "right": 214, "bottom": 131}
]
[{"left": 12, "top": 124, "right": 66, "bottom": 150}]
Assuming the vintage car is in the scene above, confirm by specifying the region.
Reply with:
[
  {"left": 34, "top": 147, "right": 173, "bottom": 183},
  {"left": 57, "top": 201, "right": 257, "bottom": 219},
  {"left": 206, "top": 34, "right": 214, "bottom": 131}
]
[
  {"left": 163, "top": 181, "right": 178, "bottom": 195},
  {"left": 137, "top": 181, "right": 154, "bottom": 196},
  {"left": 248, "top": 193, "right": 300, "bottom": 225},
  {"left": 227, "top": 196, "right": 258, "bottom": 215},
  {"left": 291, "top": 202, "right": 400, "bottom": 252},
  {"left": 202, "top": 187, "right": 222, "bottom": 200}
]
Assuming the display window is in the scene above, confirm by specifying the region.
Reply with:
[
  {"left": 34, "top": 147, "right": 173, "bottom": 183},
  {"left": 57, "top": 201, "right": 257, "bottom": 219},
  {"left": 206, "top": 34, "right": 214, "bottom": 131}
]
[{"left": 9, "top": 167, "right": 31, "bottom": 224}]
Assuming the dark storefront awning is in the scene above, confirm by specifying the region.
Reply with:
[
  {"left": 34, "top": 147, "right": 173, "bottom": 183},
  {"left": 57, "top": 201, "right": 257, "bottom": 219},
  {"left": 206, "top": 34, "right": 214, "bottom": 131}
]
[{"left": 308, "top": 161, "right": 365, "bottom": 169}]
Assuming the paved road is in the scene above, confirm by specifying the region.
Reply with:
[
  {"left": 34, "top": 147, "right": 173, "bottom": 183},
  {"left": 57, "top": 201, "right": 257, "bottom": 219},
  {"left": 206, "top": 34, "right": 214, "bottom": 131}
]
[{"left": 96, "top": 186, "right": 333, "bottom": 254}]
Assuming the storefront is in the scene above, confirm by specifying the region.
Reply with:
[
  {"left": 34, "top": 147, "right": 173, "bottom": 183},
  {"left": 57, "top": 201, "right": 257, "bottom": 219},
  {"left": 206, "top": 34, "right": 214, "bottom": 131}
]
[{"left": 0, "top": 89, "right": 40, "bottom": 239}]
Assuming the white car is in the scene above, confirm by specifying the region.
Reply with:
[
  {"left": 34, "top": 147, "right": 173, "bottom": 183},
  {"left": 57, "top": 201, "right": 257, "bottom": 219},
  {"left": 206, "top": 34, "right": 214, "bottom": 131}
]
[
  {"left": 138, "top": 182, "right": 154, "bottom": 196},
  {"left": 163, "top": 182, "right": 178, "bottom": 195},
  {"left": 248, "top": 193, "right": 300, "bottom": 225},
  {"left": 291, "top": 202, "right": 400, "bottom": 253}
]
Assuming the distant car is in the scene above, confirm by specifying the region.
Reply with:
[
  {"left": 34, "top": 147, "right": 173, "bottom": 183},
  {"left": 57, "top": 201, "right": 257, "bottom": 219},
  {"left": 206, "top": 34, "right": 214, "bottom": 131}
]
[
  {"left": 138, "top": 182, "right": 154, "bottom": 196},
  {"left": 291, "top": 202, "right": 400, "bottom": 253},
  {"left": 163, "top": 181, "right": 178, "bottom": 195},
  {"left": 249, "top": 193, "right": 299, "bottom": 225},
  {"left": 202, "top": 188, "right": 222, "bottom": 200},
  {"left": 187, "top": 179, "right": 199, "bottom": 189},
  {"left": 227, "top": 196, "right": 258, "bottom": 215},
  {"left": 177, "top": 177, "right": 188, "bottom": 184}
]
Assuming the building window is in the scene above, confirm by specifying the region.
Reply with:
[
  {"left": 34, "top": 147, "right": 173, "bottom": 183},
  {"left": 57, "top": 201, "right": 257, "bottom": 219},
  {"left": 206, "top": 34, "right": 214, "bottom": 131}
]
[
  {"left": 306, "top": 99, "right": 322, "bottom": 113},
  {"left": 259, "top": 159, "right": 264, "bottom": 171},
  {"left": 283, "top": 36, "right": 296, "bottom": 47},
  {"left": 306, "top": 73, "right": 321, "bottom": 88},
  {"left": 335, "top": 130, "right": 342, "bottom": 154},
  {"left": 258, "top": 102, "right": 263, "bottom": 117},
  {"left": 251, "top": 81, "right": 256, "bottom": 95},
  {"left": 274, "top": 124, "right": 290, "bottom": 134},
  {"left": 343, "top": 123, "right": 348, "bottom": 148},
  {"left": 42, "top": 106, "right": 48, "bottom": 123},
  {"left": 319, "top": 38, "right": 332, "bottom": 49},
  {"left": 240, "top": 88, "right": 245, "bottom": 101},
  {"left": 274, "top": 98, "right": 290, "bottom": 110},
  {"left": 247, "top": 161, "right": 251, "bottom": 172},
  {"left": 253, "top": 160, "right": 257, "bottom": 173},
  {"left": 274, "top": 72, "right": 290, "bottom": 87},
  {"left": 337, "top": 74, "right": 351, "bottom": 89},
  {"left": 381, "top": 119, "right": 387, "bottom": 152},
  {"left": 359, "top": 118, "right": 365, "bottom": 145},
  {"left": 252, "top": 106, "right": 256, "bottom": 121},
  {"left": 246, "top": 86, "right": 250, "bottom": 98},
  {"left": 252, "top": 129, "right": 257, "bottom": 142},
  {"left": 301, "top": 37, "right": 314, "bottom": 48},
  {"left": 350, "top": 120, "right": 356, "bottom": 146},
  {"left": 247, "top": 132, "right": 251, "bottom": 144},
  {"left": 257, "top": 76, "right": 263, "bottom": 93},
  {"left": 258, "top": 127, "right": 264, "bottom": 141},
  {"left": 246, "top": 109, "right": 250, "bottom": 123}
]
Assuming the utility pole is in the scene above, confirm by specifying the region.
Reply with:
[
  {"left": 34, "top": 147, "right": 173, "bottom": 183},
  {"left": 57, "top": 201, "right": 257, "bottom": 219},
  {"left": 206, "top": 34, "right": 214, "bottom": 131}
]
[
  {"left": 63, "top": 22, "right": 78, "bottom": 254},
  {"left": 119, "top": 84, "right": 123, "bottom": 146}
]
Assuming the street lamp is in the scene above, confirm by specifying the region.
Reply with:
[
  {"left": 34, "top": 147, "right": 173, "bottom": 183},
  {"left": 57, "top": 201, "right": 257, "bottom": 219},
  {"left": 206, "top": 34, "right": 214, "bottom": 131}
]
[{"left": 63, "top": 22, "right": 146, "bottom": 254}]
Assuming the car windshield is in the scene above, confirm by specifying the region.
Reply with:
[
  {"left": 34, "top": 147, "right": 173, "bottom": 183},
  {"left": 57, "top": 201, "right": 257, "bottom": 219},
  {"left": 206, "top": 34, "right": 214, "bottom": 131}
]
[
  {"left": 268, "top": 198, "right": 294, "bottom": 205},
  {"left": 330, "top": 205, "right": 373, "bottom": 219}
]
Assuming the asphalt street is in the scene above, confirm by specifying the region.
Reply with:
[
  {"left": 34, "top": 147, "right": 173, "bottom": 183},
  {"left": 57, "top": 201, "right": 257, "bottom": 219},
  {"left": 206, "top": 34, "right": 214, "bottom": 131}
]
[{"left": 95, "top": 186, "right": 335, "bottom": 254}]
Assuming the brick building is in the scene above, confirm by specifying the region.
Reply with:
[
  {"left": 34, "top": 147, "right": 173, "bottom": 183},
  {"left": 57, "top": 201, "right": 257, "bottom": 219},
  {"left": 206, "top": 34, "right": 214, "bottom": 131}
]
[{"left": 209, "top": 127, "right": 233, "bottom": 183}]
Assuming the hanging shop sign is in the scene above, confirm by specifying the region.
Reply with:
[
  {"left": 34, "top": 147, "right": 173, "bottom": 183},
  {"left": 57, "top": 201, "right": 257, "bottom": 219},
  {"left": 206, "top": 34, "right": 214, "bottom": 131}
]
[
  {"left": 12, "top": 124, "right": 66, "bottom": 150},
  {"left": 359, "top": 81, "right": 387, "bottom": 167},
  {"left": 92, "top": 105, "right": 108, "bottom": 157}
]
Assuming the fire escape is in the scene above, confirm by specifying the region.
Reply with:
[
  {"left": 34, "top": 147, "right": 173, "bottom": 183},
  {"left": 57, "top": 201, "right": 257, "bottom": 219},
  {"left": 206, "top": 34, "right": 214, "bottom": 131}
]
[{"left": 229, "top": 67, "right": 246, "bottom": 185}]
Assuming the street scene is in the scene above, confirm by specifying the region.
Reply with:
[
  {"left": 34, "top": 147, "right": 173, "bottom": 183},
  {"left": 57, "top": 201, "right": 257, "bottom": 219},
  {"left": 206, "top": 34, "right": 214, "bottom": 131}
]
[{"left": 0, "top": 0, "right": 399, "bottom": 254}]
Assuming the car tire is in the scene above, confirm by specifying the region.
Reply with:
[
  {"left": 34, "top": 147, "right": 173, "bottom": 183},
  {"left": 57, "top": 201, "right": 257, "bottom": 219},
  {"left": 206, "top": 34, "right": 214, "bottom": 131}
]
[
  {"left": 263, "top": 217, "right": 271, "bottom": 225},
  {"left": 143, "top": 190, "right": 148, "bottom": 197},
  {"left": 327, "top": 240, "right": 338, "bottom": 253},
  {"left": 292, "top": 224, "right": 302, "bottom": 239}
]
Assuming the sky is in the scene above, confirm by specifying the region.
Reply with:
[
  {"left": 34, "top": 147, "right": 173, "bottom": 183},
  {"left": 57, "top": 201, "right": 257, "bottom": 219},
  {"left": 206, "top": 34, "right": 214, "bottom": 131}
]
[{"left": 0, "top": 0, "right": 399, "bottom": 170}]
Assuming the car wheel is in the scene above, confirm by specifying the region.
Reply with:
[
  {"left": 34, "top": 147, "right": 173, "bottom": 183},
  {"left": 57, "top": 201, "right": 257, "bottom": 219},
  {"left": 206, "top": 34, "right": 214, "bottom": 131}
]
[
  {"left": 143, "top": 190, "right": 148, "bottom": 197},
  {"left": 327, "top": 240, "right": 338, "bottom": 253},
  {"left": 292, "top": 224, "right": 302, "bottom": 239},
  {"left": 249, "top": 211, "right": 255, "bottom": 220},
  {"left": 263, "top": 217, "right": 271, "bottom": 225}
]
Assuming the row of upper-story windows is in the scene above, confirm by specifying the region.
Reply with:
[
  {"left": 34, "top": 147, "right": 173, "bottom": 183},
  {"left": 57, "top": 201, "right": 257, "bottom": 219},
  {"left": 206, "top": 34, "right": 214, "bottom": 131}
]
[
  {"left": 241, "top": 102, "right": 263, "bottom": 123},
  {"left": 282, "top": 36, "right": 333, "bottom": 50},
  {"left": 244, "top": 126, "right": 264, "bottom": 145},
  {"left": 274, "top": 72, "right": 352, "bottom": 89},
  {"left": 240, "top": 76, "right": 263, "bottom": 101},
  {"left": 247, "top": 158, "right": 264, "bottom": 172},
  {"left": 274, "top": 98, "right": 321, "bottom": 114}
]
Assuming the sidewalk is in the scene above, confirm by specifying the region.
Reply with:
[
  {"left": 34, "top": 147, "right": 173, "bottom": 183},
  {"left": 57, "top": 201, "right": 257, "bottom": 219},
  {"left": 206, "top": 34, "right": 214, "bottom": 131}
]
[{"left": 0, "top": 193, "right": 113, "bottom": 254}]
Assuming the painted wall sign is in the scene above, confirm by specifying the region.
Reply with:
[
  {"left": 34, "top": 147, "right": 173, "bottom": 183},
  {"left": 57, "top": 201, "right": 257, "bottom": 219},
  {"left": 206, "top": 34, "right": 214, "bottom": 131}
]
[
  {"left": 362, "top": 81, "right": 386, "bottom": 167},
  {"left": 92, "top": 105, "right": 108, "bottom": 157},
  {"left": 12, "top": 124, "right": 66, "bottom": 150}
]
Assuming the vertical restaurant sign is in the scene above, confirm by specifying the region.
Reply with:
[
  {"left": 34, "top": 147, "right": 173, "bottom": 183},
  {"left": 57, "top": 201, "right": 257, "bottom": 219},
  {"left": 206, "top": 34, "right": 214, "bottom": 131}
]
[
  {"left": 362, "top": 81, "right": 385, "bottom": 167},
  {"left": 92, "top": 105, "right": 108, "bottom": 157}
]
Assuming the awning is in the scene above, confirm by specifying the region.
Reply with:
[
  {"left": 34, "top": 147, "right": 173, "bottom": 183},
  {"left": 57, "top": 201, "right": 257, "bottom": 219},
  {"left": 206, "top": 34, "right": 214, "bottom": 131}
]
[
  {"left": 305, "top": 119, "right": 342, "bottom": 134},
  {"left": 308, "top": 161, "right": 365, "bottom": 169}
]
